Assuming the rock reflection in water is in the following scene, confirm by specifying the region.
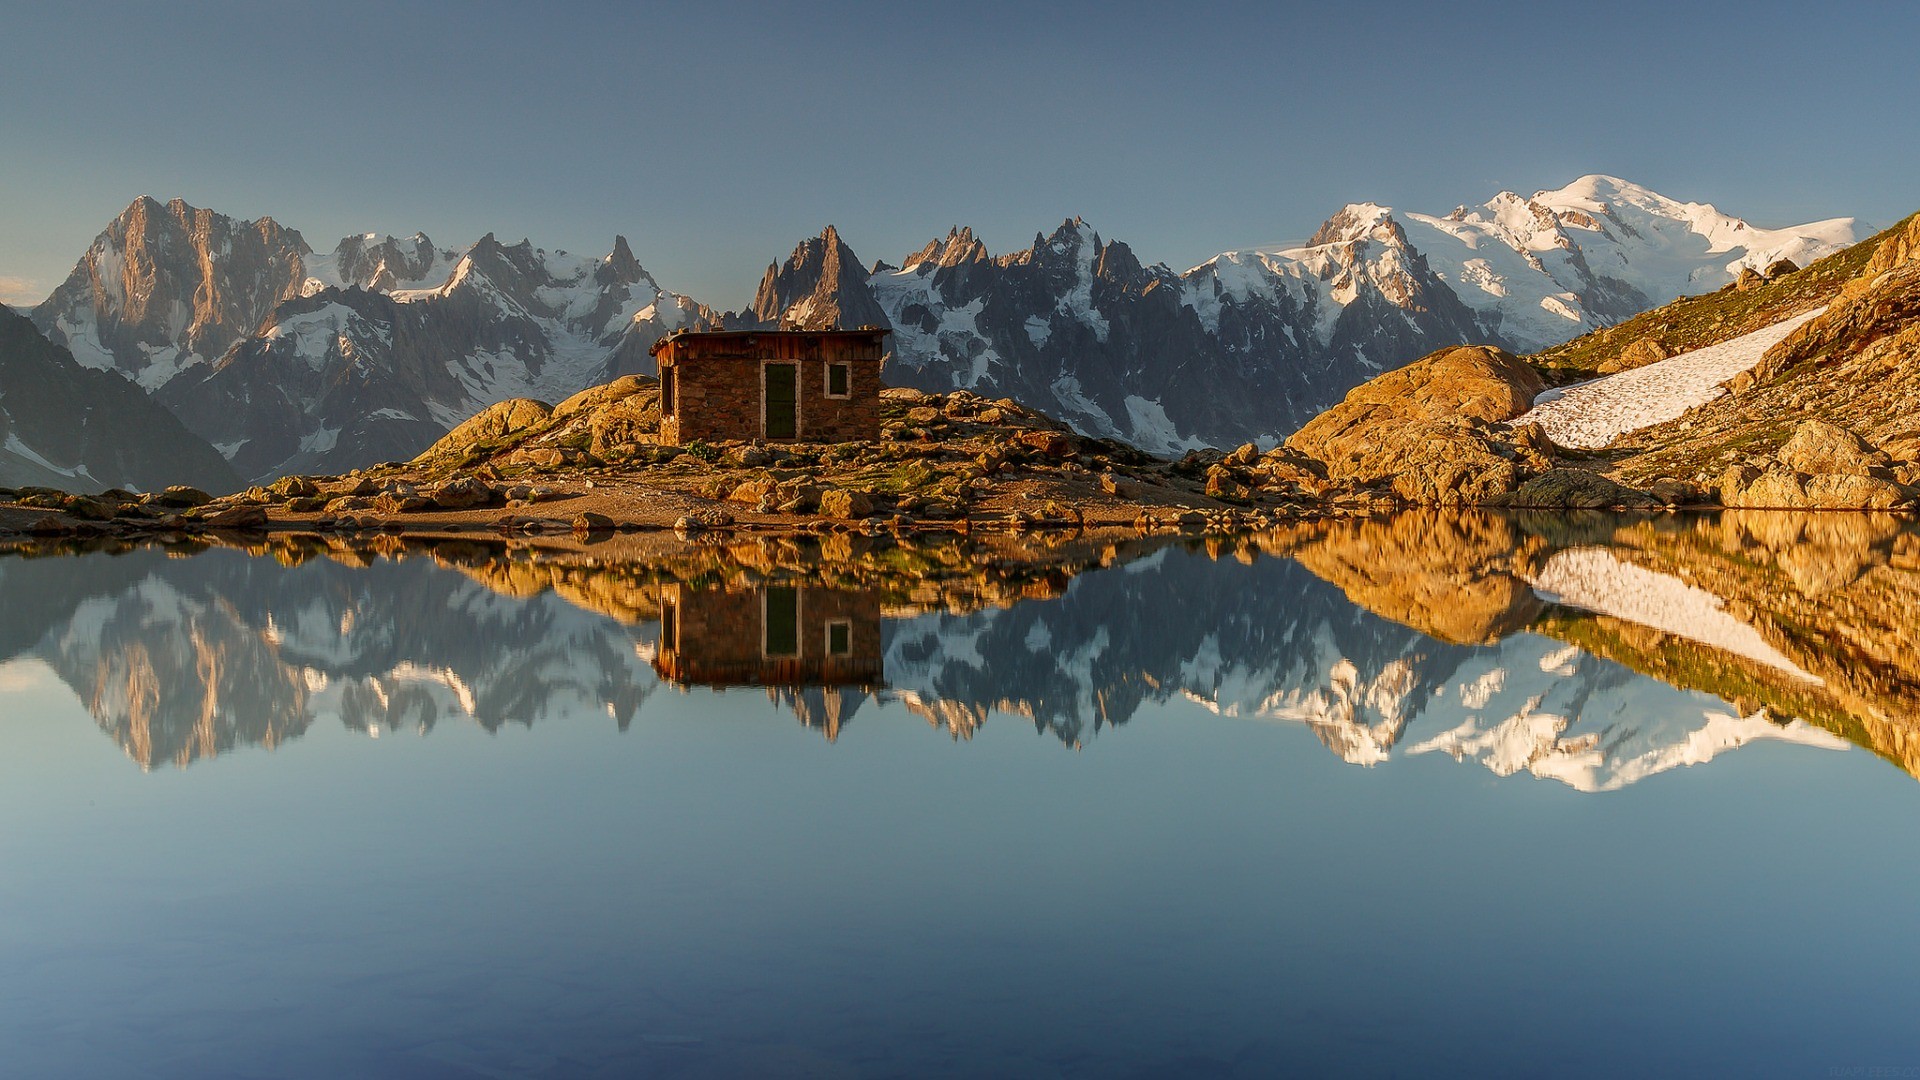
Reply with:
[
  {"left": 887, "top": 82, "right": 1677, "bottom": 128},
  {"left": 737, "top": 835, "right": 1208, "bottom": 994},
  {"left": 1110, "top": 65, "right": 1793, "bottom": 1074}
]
[{"left": 2, "top": 510, "right": 1918, "bottom": 789}]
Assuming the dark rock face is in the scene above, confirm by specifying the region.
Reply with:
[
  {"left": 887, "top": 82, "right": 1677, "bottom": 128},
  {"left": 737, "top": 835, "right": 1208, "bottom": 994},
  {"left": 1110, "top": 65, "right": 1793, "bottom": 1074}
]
[{"left": 0, "top": 307, "right": 240, "bottom": 492}]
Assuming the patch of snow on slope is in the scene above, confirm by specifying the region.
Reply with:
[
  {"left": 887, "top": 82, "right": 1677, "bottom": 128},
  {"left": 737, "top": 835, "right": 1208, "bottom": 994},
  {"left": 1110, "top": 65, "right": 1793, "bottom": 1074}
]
[
  {"left": 1512, "top": 308, "right": 1824, "bottom": 449},
  {"left": 1529, "top": 546, "right": 1820, "bottom": 681},
  {"left": 4, "top": 434, "right": 98, "bottom": 483},
  {"left": 1123, "top": 395, "right": 1208, "bottom": 456}
]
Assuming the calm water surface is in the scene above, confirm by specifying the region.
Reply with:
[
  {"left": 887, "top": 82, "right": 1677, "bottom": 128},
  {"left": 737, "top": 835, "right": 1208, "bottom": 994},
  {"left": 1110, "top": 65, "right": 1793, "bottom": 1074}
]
[{"left": 2, "top": 515, "right": 1917, "bottom": 1078}]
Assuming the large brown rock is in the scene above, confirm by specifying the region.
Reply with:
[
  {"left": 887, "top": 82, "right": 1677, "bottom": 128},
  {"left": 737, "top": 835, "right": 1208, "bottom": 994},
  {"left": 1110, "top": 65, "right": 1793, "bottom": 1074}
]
[
  {"left": 817, "top": 488, "right": 873, "bottom": 519},
  {"left": 430, "top": 476, "right": 496, "bottom": 509},
  {"left": 552, "top": 375, "right": 653, "bottom": 422},
  {"left": 415, "top": 399, "right": 553, "bottom": 461},
  {"left": 1285, "top": 346, "right": 1549, "bottom": 504},
  {"left": 1864, "top": 213, "right": 1920, "bottom": 277},
  {"left": 1777, "top": 419, "right": 1892, "bottom": 478},
  {"left": 1289, "top": 346, "right": 1546, "bottom": 458},
  {"left": 1722, "top": 462, "right": 1914, "bottom": 510}
]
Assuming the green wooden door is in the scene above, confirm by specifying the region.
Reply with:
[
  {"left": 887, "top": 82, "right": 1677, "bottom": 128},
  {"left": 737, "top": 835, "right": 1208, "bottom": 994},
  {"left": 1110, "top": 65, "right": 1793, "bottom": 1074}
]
[
  {"left": 764, "top": 587, "right": 799, "bottom": 656},
  {"left": 764, "top": 364, "right": 797, "bottom": 439}
]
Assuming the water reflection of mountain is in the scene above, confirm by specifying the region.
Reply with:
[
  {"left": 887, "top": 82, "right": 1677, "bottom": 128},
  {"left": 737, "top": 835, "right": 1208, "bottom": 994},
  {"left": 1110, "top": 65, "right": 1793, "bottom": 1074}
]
[
  {"left": 2, "top": 511, "right": 1915, "bottom": 789},
  {"left": 0, "top": 547, "right": 656, "bottom": 769}
]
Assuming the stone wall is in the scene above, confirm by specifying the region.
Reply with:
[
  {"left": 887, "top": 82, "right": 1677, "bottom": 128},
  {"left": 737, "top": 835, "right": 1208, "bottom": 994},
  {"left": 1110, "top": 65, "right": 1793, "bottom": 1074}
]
[{"left": 656, "top": 330, "right": 884, "bottom": 445}]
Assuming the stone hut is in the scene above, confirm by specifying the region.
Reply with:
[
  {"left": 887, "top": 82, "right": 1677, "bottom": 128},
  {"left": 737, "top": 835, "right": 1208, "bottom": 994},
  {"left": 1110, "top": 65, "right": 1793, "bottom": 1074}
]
[
  {"left": 654, "top": 583, "right": 883, "bottom": 689},
  {"left": 649, "top": 328, "right": 889, "bottom": 445}
]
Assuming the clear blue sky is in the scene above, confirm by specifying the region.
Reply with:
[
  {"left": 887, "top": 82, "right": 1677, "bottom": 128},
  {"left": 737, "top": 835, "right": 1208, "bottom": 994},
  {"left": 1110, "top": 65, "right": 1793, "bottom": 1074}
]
[{"left": 2, "top": 0, "right": 1915, "bottom": 308}]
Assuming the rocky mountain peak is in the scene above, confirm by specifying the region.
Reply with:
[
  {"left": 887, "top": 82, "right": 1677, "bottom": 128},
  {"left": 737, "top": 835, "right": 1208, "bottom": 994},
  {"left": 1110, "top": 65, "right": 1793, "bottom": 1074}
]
[
  {"left": 747, "top": 225, "right": 888, "bottom": 330},
  {"left": 32, "top": 196, "right": 316, "bottom": 389},
  {"left": 1309, "top": 203, "right": 1396, "bottom": 247},
  {"left": 1092, "top": 238, "right": 1145, "bottom": 283},
  {"left": 902, "top": 226, "right": 991, "bottom": 274},
  {"left": 326, "top": 232, "right": 447, "bottom": 292},
  {"left": 598, "top": 235, "right": 648, "bottom": 287}
]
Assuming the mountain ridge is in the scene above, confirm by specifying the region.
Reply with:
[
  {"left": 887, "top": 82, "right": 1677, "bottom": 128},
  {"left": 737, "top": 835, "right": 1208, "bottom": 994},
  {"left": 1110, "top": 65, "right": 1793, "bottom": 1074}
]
[{"left": 23, "top": 179, "right": 1861, "bottom": 480}]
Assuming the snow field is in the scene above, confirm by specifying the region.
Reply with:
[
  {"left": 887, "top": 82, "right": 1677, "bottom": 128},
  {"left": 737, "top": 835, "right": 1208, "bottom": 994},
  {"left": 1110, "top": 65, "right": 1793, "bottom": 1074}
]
[{"left": 1512, "top": 308, "right": 1824, "bottom": 449}]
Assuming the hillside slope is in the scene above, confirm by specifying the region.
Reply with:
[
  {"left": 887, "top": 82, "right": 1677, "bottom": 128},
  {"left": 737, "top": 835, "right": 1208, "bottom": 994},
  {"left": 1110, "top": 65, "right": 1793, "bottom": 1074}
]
[{"left": 0, "top": 308, "right": 240, "bottom": 492}]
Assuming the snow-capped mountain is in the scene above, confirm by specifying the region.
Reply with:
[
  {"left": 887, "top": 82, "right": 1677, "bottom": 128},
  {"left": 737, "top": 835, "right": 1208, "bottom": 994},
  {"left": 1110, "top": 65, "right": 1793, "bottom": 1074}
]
[
  {"left": 24, "top": 179, "right": 1860, "bottom": 479},
  {"left": 32, "top": 198, "right": 712, "bottom": 480},
  {"left": 33, "top": 197, "right": 313, "bottom": 390},
  {"left": 756, "top": 176, "right": 1859, "bottom": 452},
  {"left": 0, "top": 306, "right": 239, "bottom": 491},
  {"left": 157, "top": 233, "right": 706, "bottom": 479},
  {"left": 1190, "top": 175, "right": 1859, "bottom": 360}
]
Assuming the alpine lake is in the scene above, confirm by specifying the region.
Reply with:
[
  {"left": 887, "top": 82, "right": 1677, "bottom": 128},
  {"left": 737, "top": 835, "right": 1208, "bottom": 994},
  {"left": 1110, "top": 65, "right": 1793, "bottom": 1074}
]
[{"left": 3, "top": 509, "right": 1918, "bottom": 1078}]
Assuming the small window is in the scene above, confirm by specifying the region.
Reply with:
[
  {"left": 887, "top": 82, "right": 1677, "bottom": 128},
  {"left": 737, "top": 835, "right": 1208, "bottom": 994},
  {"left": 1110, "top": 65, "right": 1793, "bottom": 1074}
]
[
  {"left": 825, "top": 620, "right": 851, "bottom": 657},
  {"left": 660, "top": 367, "right": 676, "bottom": 416},
  {"left": 764, "top": 587, "right": 799, "bottom": 657},
  {"left": 825, "top": 362, "right": 851, "bottom": 398}
]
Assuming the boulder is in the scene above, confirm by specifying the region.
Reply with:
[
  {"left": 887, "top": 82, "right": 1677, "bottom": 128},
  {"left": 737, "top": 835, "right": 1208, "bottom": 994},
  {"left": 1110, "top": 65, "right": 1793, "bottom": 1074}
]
[
  {"left": 552, "top": 375, "right": 652, "bottom": 422},
  {"left": 1762, "top": 258, "right": 1800, "bottom": 279},
  {"left": 1777, "top": 419, "right": 1892, "bottom": 478},
  {"left": 1722, "top": 461, "right": 1914, "bottom": 510},
  {"left": 270, "top": 475, "right": 320, "bottom": 499},
  {"left": 63, "top": 497, "right": 115, "bottom": 521},
  {"left": 728, "top": 479, "right": 779, "bottom": 505},
  {"left": 431, "top": 476, "right": 496, "bottom": 509},
  {"left": 1733, "top": 267, "right": 1766, "bottom": 292},
  {"left": 153, "top": 485, "right": 213, "bottom": 508},
  {"left": 1287, "top": 345, "right": 1546, "bottom": 469},
  {"left": 373, "top": 493, "right": 432, "bottom": 515},
  {"left": 1018, "top": 431, "right": 1072, "bottom": 458},
  {"left": 1503, "top": 469, "right": 1660, "bottom": 509},
  {"left": 817, "top": 488, "right": 874, "bottom": 519},
  {"left": 416, "top": 398, "right": 553, "bottom": 461},
  {"left": 1600, "top": 337, "right": 1669, "bottom": 374},
  {"left": 203, "top": 504, "right": 269, "bottom": 530},
  {"left": 571, "top": 511, "right": 616, "bottom": 533},
  {"left": 1864, "top": 213, "right": 1920, "bottom": 277},
  {"left": 1287, "top": 348, "right": 1553, "bottom": 505}
]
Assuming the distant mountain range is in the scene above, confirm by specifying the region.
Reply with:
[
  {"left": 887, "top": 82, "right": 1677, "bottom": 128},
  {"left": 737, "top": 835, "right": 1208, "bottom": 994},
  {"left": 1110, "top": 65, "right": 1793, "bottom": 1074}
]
[{"left": 13, "top": 180, "right": 1861, "bottom": 484}]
